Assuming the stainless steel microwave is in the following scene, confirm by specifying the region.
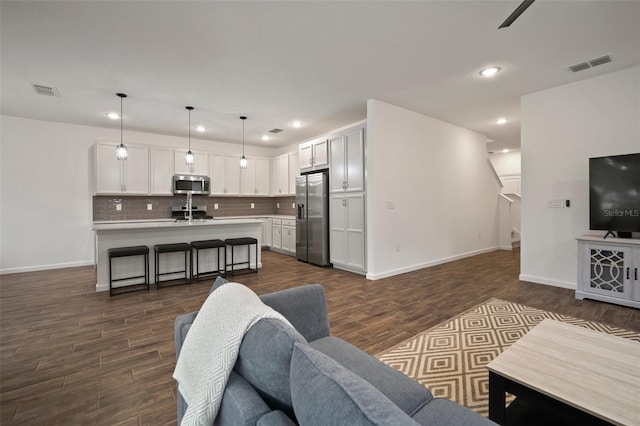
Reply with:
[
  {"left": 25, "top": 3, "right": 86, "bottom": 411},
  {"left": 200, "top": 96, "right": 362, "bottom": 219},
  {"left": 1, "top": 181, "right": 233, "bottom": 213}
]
[{"left": 173, "top": 175, "right": 210, "bottom": 195}]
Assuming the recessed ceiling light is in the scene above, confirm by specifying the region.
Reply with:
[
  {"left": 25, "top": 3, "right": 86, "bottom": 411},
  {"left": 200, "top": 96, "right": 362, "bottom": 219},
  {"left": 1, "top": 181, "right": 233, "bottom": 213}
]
[
  {"left": 495, "top": 117, "right": 508, "bottom": 125},
  {"left": 195, "top": 125, "right": 206, "bottom": 132},
  {"left": 502, "top": 149, "right": 510, "bottom": 153},
  {"left": 107, "top": 112, "right": 120, "bottom": 120},
  {"left": 261, "top": 135, "right": 270, "bottom": 141},
  {"left": 290, "top": 120, "right": 303, "bottom": 128},
  {"left": 479, "top": 66, "right": 501, "bottom": 77}
]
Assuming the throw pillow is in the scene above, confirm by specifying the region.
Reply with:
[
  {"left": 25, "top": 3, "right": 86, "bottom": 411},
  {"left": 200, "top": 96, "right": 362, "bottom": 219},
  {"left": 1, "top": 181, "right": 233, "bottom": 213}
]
[
  {"left": 290, "top": 343, "right": 419, "bottom": 426},
  {"left": 234, "top": 318, "right": 307, "bottom": 419},
  {"left": 210, "top": 276, "right": 229, "bottom": 293}
]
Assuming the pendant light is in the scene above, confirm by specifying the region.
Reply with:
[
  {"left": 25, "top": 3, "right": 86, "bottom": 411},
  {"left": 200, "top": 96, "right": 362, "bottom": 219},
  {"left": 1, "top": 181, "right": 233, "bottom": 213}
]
[
  {"left": 115, "top": 93, "right": 128, "bottom": 160},
  {"left": 239, "top": 116, "right": 248, "bottom": 169},
  {"left": 185, "top": 106, "right": 195, "bottom": 166}
]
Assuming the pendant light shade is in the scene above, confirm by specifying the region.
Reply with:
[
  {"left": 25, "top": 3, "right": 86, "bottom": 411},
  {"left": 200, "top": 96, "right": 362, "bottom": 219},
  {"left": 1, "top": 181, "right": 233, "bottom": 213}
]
[
  {"left": 185, "top": 106, "right": 194, "bottom": 166},
  {"left": 240, "top": 116, "right": 248, "bottom": 169},
  {"left": 115, "top": 93, "right": 128, "bottom": 160}
]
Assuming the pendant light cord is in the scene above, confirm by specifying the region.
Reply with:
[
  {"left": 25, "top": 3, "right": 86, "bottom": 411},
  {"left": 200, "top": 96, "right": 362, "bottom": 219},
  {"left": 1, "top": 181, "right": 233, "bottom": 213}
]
[
  {"left": 120, "top": 95, "right": 123, "bottom": 145},
  {"left": 188, "top": 108, "right": 191, "bottom": 151}
]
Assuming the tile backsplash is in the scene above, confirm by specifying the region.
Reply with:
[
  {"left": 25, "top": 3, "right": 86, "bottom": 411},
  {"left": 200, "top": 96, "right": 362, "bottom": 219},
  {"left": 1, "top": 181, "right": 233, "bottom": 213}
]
[{"left": 93, "top": 195, "right": 296, "bottom": 221}]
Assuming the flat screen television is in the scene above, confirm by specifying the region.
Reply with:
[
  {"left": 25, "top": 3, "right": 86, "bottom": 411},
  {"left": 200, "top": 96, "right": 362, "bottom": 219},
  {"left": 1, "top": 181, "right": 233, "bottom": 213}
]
[{"left": 589, "top": 152, "right": 640, "bottom": 238}]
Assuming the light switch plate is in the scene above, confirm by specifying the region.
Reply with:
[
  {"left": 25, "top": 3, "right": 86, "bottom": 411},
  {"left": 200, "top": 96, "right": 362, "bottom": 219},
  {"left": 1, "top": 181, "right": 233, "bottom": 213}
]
[
  {"left": 277, "top": 203, "right": 280, "bottom": 209},
  {"left": 292, "top": 203, "right": 295, "bottom": 209},
  {"left": 214, "top": 203, "right": 219, "bottom": 210},
  {"left": 251, "top": 203, "right": 255, "bottom": 209},
  {"left": 547, "top": 199, "right": 565, "bottom": 208}
]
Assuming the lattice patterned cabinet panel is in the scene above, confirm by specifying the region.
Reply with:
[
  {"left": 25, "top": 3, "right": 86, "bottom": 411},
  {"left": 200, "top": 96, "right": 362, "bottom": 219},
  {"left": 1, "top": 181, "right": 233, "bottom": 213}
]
[
  {"left": 589, "top": 249, "right": 626, "bottom": 294},
  {"left": 577, "top": 237, "right": 640, "bottom": 308}
]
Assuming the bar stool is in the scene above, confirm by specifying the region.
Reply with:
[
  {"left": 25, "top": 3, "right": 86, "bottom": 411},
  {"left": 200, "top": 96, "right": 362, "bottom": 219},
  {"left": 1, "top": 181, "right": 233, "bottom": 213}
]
[
  {"left": 224, "top": 237, "right": 258, "bottom": 276},
  {"left": 107, "top": 245, "right": 149, "bottom": 297},
  {"left": 190, "top": 239, "right": 226, "bottom": 281},
  {"left": 154, "top": 243, "right": 192, "bottom": 287}
]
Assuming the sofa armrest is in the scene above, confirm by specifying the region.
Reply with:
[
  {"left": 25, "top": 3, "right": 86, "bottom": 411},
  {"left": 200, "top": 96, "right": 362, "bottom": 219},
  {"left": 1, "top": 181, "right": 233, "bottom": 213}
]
[
  {"left": 260, "top": 284, "right": 330, "bottom": 342},
  {"left": 175, "top": 310, "right": 199, "bottom": 358}
]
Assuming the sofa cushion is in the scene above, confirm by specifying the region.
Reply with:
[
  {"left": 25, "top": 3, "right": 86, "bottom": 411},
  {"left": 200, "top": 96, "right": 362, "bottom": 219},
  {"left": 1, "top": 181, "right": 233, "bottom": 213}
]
[
  {"left": 311, "top": 336, "right": 433, "bottom": 416},
  {"left": 234, "top": 318, "right": 307, "bottom": 418},
  {"left": 411, "top": 398, "right": 497, "bottom": 426},
  {"left": 290, "top": 343, "right": 420, "bottom": 426},
  {"left": 216, "top": 371, "right": 272, "bottom": 426},
  {"left": 210, "top": 275, "right": 229, "bottom": 293}
]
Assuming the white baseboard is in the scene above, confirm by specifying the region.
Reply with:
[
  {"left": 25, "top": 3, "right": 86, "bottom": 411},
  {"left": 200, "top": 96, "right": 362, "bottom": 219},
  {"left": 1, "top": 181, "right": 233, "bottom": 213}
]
[
  {"left": 0, "top": 260, "right": 94, "bottom": 275},
  {"left": 366, "top": 246, "right": 498, "bottom": 281},
  {"left": 498, "top": 245, "right": 513, "bottom": 251},
  {"left": 519, "top": 274, "right": 576, "bottom": 290}
]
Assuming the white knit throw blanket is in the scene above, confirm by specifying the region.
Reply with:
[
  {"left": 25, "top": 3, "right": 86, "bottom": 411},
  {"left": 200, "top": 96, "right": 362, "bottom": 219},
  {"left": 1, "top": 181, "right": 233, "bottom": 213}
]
[{"left": 173, "top": 282, "right": 292, "bottom": 426}]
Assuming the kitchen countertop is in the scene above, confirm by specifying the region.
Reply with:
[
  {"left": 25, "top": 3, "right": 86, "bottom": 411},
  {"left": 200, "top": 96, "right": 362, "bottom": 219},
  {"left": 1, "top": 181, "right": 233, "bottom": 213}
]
[
  {"left": 93, "top": 215, "right": 295, "bottom": 230},
  {"left": 93, "top": 218, "right": 262, "bottom": 231}
]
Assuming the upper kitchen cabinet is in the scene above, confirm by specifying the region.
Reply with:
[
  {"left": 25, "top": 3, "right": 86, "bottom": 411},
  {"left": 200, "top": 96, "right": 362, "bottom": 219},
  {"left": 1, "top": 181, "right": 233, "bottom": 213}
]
[
  {"left": 174, "top": 149, "right": 209, "bottom": 176},
  {"left": 150, "top": 146, "right": 174, "bottom": 195},
  {"left": 95, "top": 142, "right": 149, "bottom": 195},
  {"left": 272, "top": 154, "right": 289, "bottom": 196},
  {"left": 240, "top": 156, "right": 270, "bottom": 196},
  {"left": 299, "top": 139, "right": 328, "bottom": 172},
  {"left": 288, "top": 152, "right": 299, "bottom": 195},
  {"left": 210, "top": 153, "right": 240, "bottom": 196},
  {"left": 330, "top": 126, "right": 365, "bottom": 193}
]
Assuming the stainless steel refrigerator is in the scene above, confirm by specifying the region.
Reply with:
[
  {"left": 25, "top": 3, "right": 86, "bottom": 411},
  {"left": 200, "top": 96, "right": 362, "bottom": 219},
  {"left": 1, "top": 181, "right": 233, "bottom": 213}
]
[{"left": 296, "top": 171, "right": 330, "bottom": 266}]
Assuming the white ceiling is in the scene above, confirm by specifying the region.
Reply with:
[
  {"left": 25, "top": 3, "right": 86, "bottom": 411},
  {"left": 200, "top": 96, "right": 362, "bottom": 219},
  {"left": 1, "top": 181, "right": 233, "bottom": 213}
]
[{"left": 2, "top": 1, "right": 639, "bottom": 152}]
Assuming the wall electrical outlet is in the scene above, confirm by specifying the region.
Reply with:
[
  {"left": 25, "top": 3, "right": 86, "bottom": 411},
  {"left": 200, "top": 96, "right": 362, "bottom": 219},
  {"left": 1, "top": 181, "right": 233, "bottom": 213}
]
[
  {"left": 147, "top": 204, "right": 153, "bottom": 211},
  {"left": 214, "top": 203, "right": 219, "bottom": 210},
  {"left": 277, "top": 203, "right": 280, "bottom": 209},
  {"left": 292, "top": 203, "right": 295, "bottom": 209},
  {"left": 251, "top": 203, "right": 255, "bottom": 209},
  {"left": 395, "top": 244, "right": 400, "bottom": 252},
  {"left": 115, "top": 203, "right": 122, "bottom": 211}
]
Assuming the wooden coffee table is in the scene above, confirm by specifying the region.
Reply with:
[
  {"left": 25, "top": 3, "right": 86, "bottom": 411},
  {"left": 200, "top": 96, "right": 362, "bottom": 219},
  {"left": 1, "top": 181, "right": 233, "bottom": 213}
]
[{"left": 487, "top": 319, "right": 640, "bottom": 426}]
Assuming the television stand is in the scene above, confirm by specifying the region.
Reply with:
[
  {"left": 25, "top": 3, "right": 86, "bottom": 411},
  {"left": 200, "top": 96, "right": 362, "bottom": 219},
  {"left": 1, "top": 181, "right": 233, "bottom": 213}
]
[{"left": 576, "top": 235, "right": 640, "bottom": 309}]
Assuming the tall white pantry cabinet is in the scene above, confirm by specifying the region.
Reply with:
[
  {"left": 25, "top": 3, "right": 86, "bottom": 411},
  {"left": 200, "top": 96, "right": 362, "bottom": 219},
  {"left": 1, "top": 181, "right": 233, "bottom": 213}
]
[{"left": 329, "top": 126, "right": 366, "bottom": 274}]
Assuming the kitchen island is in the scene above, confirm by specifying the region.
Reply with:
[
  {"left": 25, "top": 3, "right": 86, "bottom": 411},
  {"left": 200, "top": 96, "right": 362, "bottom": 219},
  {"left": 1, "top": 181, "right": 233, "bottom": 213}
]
[{"left": 92, "top": 219, "right": 262, "bottom": 292}]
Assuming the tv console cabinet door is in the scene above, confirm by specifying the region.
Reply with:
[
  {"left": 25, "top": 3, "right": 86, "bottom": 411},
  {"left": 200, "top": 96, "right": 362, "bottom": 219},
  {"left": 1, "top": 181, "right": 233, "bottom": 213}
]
[{"left": 582, "top": 243, "right": 633, "bottom": 300}]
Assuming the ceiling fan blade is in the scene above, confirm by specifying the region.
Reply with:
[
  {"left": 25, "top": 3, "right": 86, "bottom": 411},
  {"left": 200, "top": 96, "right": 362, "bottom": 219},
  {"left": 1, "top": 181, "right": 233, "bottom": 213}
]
[{"left": 499, "top": 0, "right": 536, "bottom": 28}]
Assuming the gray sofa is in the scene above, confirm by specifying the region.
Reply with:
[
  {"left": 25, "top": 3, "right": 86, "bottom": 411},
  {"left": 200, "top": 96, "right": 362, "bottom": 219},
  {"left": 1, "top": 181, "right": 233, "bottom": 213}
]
[{"left": 175, "top": 281, "right": 495, "bottom": 425}]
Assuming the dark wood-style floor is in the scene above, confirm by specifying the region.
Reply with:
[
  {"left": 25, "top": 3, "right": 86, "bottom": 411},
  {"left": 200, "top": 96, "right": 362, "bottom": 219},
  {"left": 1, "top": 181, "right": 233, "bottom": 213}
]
[{"left": 1, "top": 249, "right": 638, "bottom": 425}]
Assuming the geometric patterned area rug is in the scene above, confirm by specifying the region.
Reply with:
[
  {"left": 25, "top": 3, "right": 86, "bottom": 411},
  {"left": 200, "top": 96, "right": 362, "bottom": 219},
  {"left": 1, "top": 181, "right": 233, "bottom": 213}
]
[{"left": 375, "top": 298, "right": 640, "bottom": 417}]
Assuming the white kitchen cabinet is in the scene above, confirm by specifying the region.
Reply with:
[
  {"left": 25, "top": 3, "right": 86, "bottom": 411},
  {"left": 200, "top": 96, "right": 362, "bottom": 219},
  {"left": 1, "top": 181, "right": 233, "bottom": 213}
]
[
  {"left": 330, "top": 193, "right": 366, "bottom": 273},
  {"left": 261, "top": 217, "right": 273, "bottom": 247},
  {"left": 210, "top": 153, "right": 240, "bottom": 196},
  {"left": 576, "top": 236, "right": 640, "bottom": 309},
  {"left": 272, "top": 154, "right": 289, "bottom": 195},
  {"left": 96, "top": 142, "right": 149, "bottom": 195},
  {"left": 174, "top": 149, "right": 209, "bottom": 176},
  {"left": 241, "top": 156, "right": 270, "bottom": 196},
  {"left": 330, "top": 127, "right": 365, "bottom": 193},
  {"left": 282, "top": 219, "right": 296, "bottom": 255},
  {"left": 288, "top": 152, "right": 299, "bottom": 195},
  {"left": 299, "top": 139, "right": 329, "bottom": 172},
  {"left": 150, "top": 147, "right": 173, "bottom": 195},
  {"left": 272, "top": 218, "right": 282, "bottom": 250}
]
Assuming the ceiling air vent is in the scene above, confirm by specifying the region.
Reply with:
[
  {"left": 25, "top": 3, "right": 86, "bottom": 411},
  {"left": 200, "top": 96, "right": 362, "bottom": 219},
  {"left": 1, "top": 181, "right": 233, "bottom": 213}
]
[
  {"left": 568, "top": 55, "right": 612, "bottom": 73},
  {"left": 589, "top": 55, "right": 612, "bottom": 67},
  {"left": 269, "top": 128, "right": 283, "bottom": 134},
  {"left": 31, "top": 84, "right": 60, "bottom": 97},
  {"left": 569, "top": 62, "right": 590, "bottom": 73}
]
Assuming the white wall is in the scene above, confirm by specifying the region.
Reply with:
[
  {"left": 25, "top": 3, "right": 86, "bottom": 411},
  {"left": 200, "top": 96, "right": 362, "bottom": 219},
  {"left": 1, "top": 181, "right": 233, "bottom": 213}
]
[
  {"left": 366, "top": 99, "right": 501, "bottom": 280},
  {"left": 520, "top": 65, "right": 640, "bottom": 289},
  {"left": 490, "top": 151, "right": 521, "bottom": 176},
  {"left": 0, "top": 115, "right": 276, "bottom": 273}
]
